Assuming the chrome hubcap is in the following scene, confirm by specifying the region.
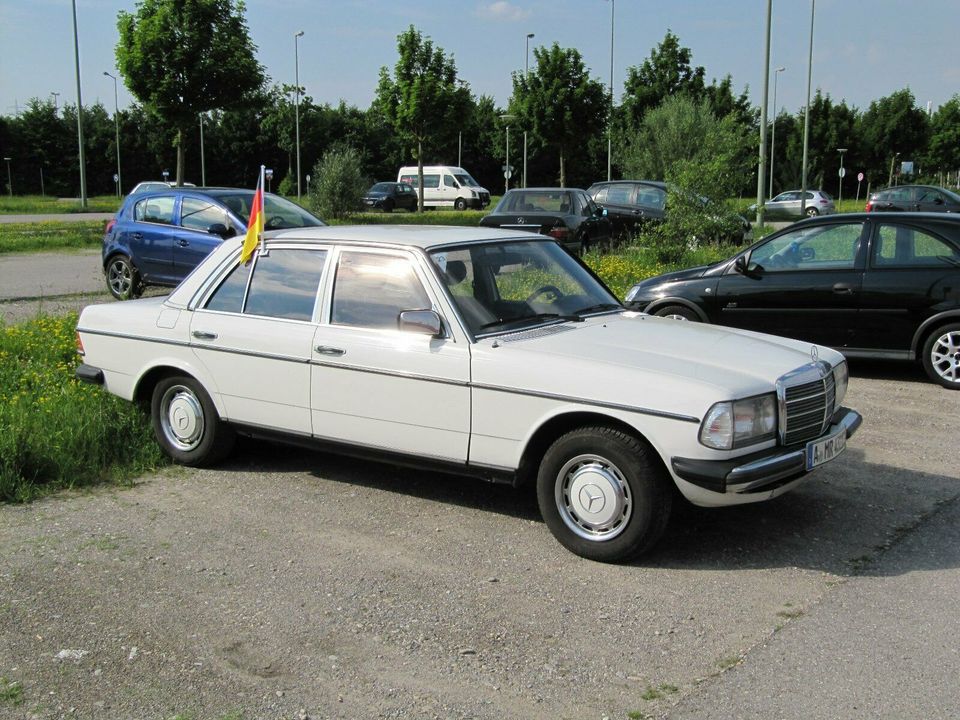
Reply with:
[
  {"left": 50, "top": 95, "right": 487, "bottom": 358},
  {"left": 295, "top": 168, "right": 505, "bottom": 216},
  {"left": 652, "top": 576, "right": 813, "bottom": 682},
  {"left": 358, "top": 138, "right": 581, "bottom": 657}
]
[
  {"left": 160, "top": 385, "right": 204, "bottom": 451},
  {"left": 555, "top": 454, "right": 631, "bottom": 542},
  {"left": 108, "top": 260, "right": 131, "bottom": 296},
  {"left": 930, "top": 330, "right": 960, "bottom": 384}
]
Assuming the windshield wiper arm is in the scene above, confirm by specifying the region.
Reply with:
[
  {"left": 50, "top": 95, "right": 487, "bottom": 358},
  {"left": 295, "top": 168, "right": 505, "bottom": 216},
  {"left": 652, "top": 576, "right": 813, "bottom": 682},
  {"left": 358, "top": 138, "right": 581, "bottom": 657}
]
[{"left": 573, "top": 302, "right": 622, "bottom": 316}]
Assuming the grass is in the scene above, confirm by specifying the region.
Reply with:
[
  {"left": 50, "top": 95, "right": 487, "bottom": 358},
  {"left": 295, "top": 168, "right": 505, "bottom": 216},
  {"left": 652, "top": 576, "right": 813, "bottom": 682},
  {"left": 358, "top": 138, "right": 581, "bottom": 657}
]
[
  {"left": 0, "top": 220, "right": 105, "bottom": 254},
  {"left": 0, "top": 313, "right": 166, "bottom": 502},
  {"left": 0, "top": 676, "right": 23, "bottom": 706},
  {"left": 0, "top": 195, "right": 121, "bottom": 215}
]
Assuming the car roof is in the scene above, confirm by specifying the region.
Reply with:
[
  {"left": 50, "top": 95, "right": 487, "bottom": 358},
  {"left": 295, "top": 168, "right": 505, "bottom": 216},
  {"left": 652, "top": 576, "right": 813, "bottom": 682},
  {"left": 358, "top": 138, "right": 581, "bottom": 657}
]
[
  {"left": 590, "top": 180, "right": 666, "bottom": 189},
  {"left": 267, "top": 224, "right": 539, "bottom": 250}
]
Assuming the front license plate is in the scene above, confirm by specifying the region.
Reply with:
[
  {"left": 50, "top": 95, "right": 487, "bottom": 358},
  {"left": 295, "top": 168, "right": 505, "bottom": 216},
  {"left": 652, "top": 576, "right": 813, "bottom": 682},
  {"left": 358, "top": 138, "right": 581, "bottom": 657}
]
[{"left": 806, "top": 427, "right": 847, "bottom": 470}]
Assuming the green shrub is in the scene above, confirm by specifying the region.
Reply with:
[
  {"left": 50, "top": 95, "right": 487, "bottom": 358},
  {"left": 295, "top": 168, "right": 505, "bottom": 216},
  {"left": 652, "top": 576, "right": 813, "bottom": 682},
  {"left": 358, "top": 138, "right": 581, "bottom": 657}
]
[
  {"left": 309, "top": 146, "right": 367, "bottom": 219},
  {"left": 0, "top": 314, "right": 165, "bottom": 502}
]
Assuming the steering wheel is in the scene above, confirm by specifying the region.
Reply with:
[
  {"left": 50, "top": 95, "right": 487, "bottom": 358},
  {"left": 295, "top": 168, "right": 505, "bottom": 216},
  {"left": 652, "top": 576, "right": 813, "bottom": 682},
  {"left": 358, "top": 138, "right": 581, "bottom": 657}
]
[
  {"left": 526, "top": 284, "right": 565, "bottom": 304},
  {"left": 264, "top": 215, "right": 285, "bottom": 230}
]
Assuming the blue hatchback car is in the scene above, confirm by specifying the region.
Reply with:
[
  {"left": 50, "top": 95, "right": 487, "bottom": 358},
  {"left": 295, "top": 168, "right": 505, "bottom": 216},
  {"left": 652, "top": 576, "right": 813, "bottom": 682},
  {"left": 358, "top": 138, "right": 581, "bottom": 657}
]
[{"left": 102, "top": 187, "right": 326, "bottom": 299}]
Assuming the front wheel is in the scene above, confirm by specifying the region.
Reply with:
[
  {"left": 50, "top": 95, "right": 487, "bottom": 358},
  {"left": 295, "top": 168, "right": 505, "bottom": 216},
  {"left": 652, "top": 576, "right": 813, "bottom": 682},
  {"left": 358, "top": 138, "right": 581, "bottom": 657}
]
[
  {"left": 382, "top": 199, "right": 394, "bottom": 213},
  {"left": 922, "top": 323, "right": 960, "bottom": 389},
  {"left": 536, "top": 426, "right": 672, "bottom": 562},
  {"left": 106, "top": 255, "right": 143, "bottom": 300},
  {"left": 151, "top": 375, "right": 235, "bottom": 465},
  {"left": 654, "top": 304, "right": 700, "bottom": 322},
  {"left": 454, "top": 198, "right": 468, "bottom": 211}
]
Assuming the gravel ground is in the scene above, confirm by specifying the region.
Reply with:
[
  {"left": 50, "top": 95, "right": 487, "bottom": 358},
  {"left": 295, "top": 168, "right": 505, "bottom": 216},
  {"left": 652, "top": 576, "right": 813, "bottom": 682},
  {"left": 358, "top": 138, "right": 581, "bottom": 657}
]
[{"left": 1, "top": 357, "right": 958, "bottom": 720}]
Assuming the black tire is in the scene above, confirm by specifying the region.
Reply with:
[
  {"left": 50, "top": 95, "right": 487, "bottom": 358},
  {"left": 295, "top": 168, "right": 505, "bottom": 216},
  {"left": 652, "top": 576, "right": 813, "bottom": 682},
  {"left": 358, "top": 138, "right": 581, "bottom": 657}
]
[
  {"left": 654, "top": 304, "right": 700, "bottom": 322},
  {"left": 150, "top": 375, "right": 235, "bottom": 466},
  {"left": 382, "top": 199, "right": 394, "bottom": 213},
  {"left": 921, "top": 323, "right": 960, "bottom": 389},
  {"left": 805, "top": 207, "right": 819, "bottom": 217},
  {"left": 536, "top": 425, "right": 673, "bottom": 562},
  {"left": 454, "top": 198, "right": 468, "bottom": 211},
  {"left": 106, "top": 254, "right": 143, "bottom": 300}
]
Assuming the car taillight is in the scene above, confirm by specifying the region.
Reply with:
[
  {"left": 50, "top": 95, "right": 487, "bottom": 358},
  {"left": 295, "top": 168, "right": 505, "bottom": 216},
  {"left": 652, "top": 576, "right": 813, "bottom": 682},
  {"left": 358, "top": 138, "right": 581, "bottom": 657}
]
[
  {"left": 548, "top": 226, "right": 569, "bottom": 241},
  {"left": 865, "top": 200, "right": 873, "bottom": 212},
  {"left": 104, "top": 219, "right": 116, "bottom": 236},
  {"left": 75, "top": 332, "right": 85, "bottom": 356}
]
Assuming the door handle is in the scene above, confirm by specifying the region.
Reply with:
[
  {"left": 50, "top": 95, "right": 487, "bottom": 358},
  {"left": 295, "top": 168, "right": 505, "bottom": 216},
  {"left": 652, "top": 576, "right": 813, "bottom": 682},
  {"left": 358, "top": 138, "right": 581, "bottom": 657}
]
[
  {"left": 131, "top": 232, "right": 143, "bottom": 240},
  {"left": 177, "top": 239, "right": 190, "bottom": 247},
  {"left": 832, "top": 283, "right": 855, "bottom": 295},
  {"left": 192, "top": 330, "right": 218, "bottom": 340},
  {"left": 315, "top": 345, "right": 346, "bottom": 356}
]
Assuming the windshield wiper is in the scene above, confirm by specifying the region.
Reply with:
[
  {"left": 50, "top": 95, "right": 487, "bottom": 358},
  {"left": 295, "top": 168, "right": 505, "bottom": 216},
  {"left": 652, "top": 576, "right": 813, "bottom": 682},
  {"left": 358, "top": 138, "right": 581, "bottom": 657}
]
[
  {"left": 477, "top": 313, "right": 582, "bottom": 332},
  {"left": 573, "top": 302, "right": 622, "bottom": 316}
]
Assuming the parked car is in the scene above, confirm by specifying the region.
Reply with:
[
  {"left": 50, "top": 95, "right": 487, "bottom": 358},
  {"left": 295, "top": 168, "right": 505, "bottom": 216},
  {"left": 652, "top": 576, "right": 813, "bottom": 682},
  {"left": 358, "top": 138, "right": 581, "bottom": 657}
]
[
  {"left": 624, "top": 212, "right": 960, "bottom": 389},
  {"left": 102, "top": 187, "right": 325, "bottom": 300},
  {"left": 589, "top": 180, "right": 751, "bottom": 243},
  {"left": 749, "top": 189, "right": 836, "bottom": 219},
  {"left": 76, "top": 225, "right": 861, "bottom": 562},
  {"left": 397, "top": 165, "right": 491, "bottom": 210},
  {"left": 129, "top": 180, "right": 196, "bottom": 195},
  {"left": 866, "top": 184, "right": 960, "bottom": 214},
  {"left": 362, "top": 181, "right": 418, "bottom": 213},
  {"left": 479, "top": 188, "right": 612, "bottom": 253}
]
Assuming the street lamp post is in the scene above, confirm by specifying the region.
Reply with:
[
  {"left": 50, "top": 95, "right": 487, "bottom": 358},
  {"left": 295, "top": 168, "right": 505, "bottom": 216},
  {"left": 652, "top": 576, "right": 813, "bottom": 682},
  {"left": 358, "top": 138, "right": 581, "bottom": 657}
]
[
  {"left": 294, "top": 30, "right": 305, "bottom": 200},
  {"left": 3, "top": 157, "right": 11, "bottom": 197},
  {"left": 755, "top": 0, "right": 772, "bottom": 228},
  {"left": 51, "top": 92, "right": 60, "bottom": 113},
  {"left": 71, "top": 0, "right": 87, "bottom": 208},
  {"left": 199, "top": 113, "right": 206, "bottom": 186},
  {"left": 769, "top": 66, "right": 785, "bottom": 199},
  {"left": 523, "top": 32, "right": 534, "bottom": 189},
  {"left": 800, "top": 0, "right": 816, "bottom": 216},
  {"left": 837, "top": 147, "right": 848, "bottom": 205},
  {"left": 103, "top": 71, "right": 122, "bottom": 196},
  {"left": 606, "top": 0, "right": 615, "bottom": 181}
]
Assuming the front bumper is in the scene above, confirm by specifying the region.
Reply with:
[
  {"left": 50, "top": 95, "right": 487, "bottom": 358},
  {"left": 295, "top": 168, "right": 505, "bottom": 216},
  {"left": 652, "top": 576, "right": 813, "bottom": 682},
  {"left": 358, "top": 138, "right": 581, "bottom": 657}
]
[{"left": 671, "top": 407, "right": 862, "bottom": 494}]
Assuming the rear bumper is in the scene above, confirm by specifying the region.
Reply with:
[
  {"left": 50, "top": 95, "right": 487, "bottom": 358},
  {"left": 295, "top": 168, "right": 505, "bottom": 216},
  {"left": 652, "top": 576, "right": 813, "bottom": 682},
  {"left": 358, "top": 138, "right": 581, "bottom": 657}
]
[
  {"left": 671, "top": 407, "right": 862, "bottom": 494},
  {"left": 75, "top": 363, "right": 104, "bottom": 385}
]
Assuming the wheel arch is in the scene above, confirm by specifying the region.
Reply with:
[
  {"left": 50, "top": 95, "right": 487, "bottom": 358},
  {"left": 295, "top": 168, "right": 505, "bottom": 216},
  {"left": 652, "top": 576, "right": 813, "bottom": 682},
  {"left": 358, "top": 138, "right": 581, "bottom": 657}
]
[
  {"left": 911, "top": 310, "right": 960, "bottom": 358},
  {"left": 642, "top": 298, "right": 709, "bottom": 322},
  {"left": 514, "top": 410, "right": 665, "bottom": 487},
  {"left": 132, "top": 362, "right": 226, "bottom": 418}
]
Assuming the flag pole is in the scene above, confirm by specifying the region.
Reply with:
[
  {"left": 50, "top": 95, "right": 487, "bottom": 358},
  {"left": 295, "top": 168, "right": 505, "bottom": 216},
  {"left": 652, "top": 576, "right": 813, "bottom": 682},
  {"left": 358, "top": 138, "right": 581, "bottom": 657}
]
[{"left": 258, "top": 164, "right": 266, "bottom": 257}]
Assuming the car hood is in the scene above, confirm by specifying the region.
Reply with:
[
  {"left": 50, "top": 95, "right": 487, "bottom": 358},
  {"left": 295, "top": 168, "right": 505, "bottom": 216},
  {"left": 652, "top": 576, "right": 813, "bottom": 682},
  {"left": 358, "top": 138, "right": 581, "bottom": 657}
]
[
  {"left": 364, "top": 191, "right": 389, "bottom": 198},
  {"left": 470, "top": 312, "right": 840, "bottom": 420},
  {"left": 635, "top": 264, "right": 710, "bottom": 288}
]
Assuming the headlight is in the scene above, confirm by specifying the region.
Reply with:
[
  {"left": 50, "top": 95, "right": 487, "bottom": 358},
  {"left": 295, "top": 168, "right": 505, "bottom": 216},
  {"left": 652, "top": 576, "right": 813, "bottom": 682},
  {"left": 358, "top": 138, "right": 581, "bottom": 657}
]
[
  {"left": 700, "top": 394, "right": 777, "bottom": 450},
  {"left": 833, "top": 360, "right": 848, "bottom": 411},
  {"left": 624, "top": 284, "right": 641, "bottom": 302}
]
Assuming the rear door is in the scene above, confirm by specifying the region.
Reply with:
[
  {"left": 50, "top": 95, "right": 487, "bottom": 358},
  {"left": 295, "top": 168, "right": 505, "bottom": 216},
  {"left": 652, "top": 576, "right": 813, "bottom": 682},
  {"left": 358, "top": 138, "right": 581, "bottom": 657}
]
[
  {"left": 128, "top": 194, "right": 178, "bottom": 282},
  {"left": 715, "top": 221, "right": 867, "bottom": 347}
]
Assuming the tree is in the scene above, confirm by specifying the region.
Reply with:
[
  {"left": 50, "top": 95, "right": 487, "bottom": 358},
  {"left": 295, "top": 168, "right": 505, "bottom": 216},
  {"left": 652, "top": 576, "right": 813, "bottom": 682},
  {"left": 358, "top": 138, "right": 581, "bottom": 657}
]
[
  {"left": 510, "top": 43, "right": 607, "bottom": 188},
  {"left": 857, "top": 89, "right": 928, "bottom": 185},
  {"left": 310, "top": 145, "right": 366, "bottom": 219},
  {"left": 116, "top": 0, "right": 265, "bottom": 185},
  {"left": 619, "top": 31, "right": 706, "bottom": 130},
  {"left": 374, "top": 26, "right": 471, "bottom": 211},
  {"left": 926, "top": 95, "right": 960, "bottom": 176}
]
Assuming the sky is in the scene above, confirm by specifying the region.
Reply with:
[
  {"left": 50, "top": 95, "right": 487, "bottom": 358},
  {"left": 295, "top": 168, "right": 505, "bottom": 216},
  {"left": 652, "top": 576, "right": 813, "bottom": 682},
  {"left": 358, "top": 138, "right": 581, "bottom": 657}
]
[{"left": 1, "top": 0, "right": 957, "bottom": 121}]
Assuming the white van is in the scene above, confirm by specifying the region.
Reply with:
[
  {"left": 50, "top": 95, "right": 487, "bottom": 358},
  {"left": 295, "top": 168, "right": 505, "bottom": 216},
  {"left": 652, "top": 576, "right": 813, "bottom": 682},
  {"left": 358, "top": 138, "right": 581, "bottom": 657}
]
[{"left": 397, "top": 165, "right": 491, "bottom": 210}]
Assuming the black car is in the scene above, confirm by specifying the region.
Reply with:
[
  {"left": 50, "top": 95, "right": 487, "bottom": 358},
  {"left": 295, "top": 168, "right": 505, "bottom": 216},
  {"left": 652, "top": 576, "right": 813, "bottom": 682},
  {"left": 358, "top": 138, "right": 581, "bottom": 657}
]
[
  {"left": 624, "top": 212, "right": 960, "bottom": 388},
  {"left": 479, "top": 188, "right": 612, "bottom": 254},
  {"left": 102, "top": 187, "right": 325, "bottom": 299},
  {"left": 363, "top": 181, "right": 418, "bottom": 212},
  {"left": 866, "top": 184, "right": 960, "bottom": 213},
  {"left": 588, "top": 179, "right": 750, "bottom": 243}
]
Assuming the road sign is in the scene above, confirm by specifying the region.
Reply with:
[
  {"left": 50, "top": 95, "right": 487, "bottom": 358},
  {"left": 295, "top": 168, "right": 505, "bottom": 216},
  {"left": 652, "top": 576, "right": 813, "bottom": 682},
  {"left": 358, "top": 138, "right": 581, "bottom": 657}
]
[
  {"left": 838, "top": 167, "right": 847, "bottom": 178},
  {"left": 857, "top": 172, "right": 864, "bottom": 182}
]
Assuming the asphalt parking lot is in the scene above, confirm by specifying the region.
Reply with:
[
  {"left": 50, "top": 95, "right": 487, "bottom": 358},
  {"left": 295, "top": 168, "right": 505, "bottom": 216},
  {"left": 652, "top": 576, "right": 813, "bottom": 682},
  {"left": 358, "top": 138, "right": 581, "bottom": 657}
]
[{"left": 0, "top": 252, "right": 958, "bottom": 720}]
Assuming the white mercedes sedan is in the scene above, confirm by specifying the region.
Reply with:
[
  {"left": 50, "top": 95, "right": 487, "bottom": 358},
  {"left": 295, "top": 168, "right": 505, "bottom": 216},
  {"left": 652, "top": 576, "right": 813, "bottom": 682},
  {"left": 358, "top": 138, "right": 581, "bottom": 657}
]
[{"left": 76, "top": 226, "right": 861, "bottom": 562}]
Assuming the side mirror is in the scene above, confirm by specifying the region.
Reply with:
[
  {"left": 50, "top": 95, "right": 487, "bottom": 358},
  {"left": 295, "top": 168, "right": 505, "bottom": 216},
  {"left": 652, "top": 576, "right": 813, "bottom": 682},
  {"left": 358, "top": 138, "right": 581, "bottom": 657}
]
[
  {"left": 208, "top": 223, "right": 233, "bottom": 239},
  {"left": 398, "top": 309, "right": 443, "bottom": 337},
  {"left": 734, "top": 255, "right": 749, "bottom": 274}
]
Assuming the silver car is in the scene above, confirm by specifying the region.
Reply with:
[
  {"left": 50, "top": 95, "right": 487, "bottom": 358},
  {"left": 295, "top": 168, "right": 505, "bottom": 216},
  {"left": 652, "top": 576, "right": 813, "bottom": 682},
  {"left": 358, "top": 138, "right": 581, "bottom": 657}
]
[{"left": 760, "top": 190, "right": 836, "bottom": 219}]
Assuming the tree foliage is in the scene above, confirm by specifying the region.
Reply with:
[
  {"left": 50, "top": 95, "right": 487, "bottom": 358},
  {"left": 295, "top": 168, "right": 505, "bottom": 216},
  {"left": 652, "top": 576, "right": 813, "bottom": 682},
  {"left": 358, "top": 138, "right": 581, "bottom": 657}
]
[
  {"left": 115, "top": 0, "right": 265, "bottom": 185},
  {"left": 374, "top": 26, "right": 471, "bottom": 210},
  {"left": 309, "top": 145, "right": 366, "bottom": 219},
  {"left": 926, "top": 95, "right": 960, "bottom": 172},
  {"left": 510, "top": 43, "right": 608, "bottom": 188},
  {"left": 857, "top": 89, "right": 929, "bottom": 185}
]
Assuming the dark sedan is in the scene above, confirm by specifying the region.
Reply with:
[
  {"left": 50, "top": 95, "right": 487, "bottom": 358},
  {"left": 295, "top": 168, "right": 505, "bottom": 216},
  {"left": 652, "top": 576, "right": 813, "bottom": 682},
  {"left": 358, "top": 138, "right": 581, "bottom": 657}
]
[
  {"left": 624, "top": 212, "right": 960, "bottom": 389},
  {"left": 363, "top": 181, "right": 418, "bottom": 212},
  {"left": 102, "top": 187, "right": 325, "bottom": 300},
  {"left": 479, "top": 188, "right": 612, "bottom": 254},
  {"left": 866, "top": 184, "right": 960, "bottom": 214}
]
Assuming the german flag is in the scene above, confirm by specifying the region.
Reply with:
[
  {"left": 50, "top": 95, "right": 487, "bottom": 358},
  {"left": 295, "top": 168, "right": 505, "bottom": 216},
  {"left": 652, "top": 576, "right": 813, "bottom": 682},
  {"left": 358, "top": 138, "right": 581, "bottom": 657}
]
[{"left": 240, "top": 165, "right": 265, "bottom": 264}]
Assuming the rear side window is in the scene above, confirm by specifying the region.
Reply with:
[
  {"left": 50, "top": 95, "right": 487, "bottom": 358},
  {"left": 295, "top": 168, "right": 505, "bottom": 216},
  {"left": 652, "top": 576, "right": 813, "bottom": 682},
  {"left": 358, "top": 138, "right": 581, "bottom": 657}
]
[
  {"left": 873, "top": 224, "right": 960, "bottom": 267},
  {"left": 134, "top": 196, "right": 175, "bottom": 225}
]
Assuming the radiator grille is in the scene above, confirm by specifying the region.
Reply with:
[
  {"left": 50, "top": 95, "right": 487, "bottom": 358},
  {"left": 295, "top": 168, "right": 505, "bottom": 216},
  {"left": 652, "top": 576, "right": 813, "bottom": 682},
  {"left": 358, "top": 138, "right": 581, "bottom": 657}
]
[{"left": 782, "top": 371, "right": 836, "bottom": 445}]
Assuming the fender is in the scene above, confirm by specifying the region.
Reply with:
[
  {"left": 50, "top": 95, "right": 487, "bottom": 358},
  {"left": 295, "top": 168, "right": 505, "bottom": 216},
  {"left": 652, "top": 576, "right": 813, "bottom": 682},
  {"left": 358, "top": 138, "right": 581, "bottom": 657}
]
[
  {"left": 643, "top": 297, "right": 710, "bottom": 323},
  {"left": 912, "top": 309, "right": 960, "bottom": 356}
]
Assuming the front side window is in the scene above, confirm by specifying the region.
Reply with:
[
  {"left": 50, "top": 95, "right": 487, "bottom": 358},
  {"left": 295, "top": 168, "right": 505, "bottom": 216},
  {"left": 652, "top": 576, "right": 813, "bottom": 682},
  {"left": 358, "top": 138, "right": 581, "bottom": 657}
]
[
  {"left": 203, "top": 248, "right": 327, "bottom": 320},
  {"left": 180, "top": 197, "right": 228, "bottom": 232},
  {"left": 749, "top": 223, "right": 864, "bottom": 272},
  {"left": 134, "top": 195, "right": 176, "bottom": 225},
  {"left": 443, "top": 174, "right": 458, "bottom": 188},
  {"left": 873, "top": 224, "right": 960, "bottom": 267},
  {"left": 331, "top": 252, "right": 431, "bottom": 330}
]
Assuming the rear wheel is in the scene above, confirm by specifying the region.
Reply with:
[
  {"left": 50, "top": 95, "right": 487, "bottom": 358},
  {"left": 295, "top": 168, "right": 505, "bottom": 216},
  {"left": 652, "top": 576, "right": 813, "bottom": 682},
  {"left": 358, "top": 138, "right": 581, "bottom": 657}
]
[
  {"left": 805, "top": 207, "right": 820, "bottom": 217},
  {"left": 654, "top": 304, "right": 700, "bottom": 322},
  {"left": 536, "top": 426, "right": 672, "bottom": 562},
  {"left": 922, "top": 323, "right": 960, "bottom": 389},
  {"left": 151, "top": 375, "right": 235, "bottom": 465},
  {"left": 106, "top": 255, "right": 143, "bottom": 300}
]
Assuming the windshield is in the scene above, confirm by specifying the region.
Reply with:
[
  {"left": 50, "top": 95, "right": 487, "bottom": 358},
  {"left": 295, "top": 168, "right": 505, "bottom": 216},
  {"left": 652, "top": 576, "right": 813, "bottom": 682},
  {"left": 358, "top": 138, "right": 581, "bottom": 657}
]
[
  {"left": 429, "top": 239, "right": 621, "bottom": 337},
  {"left": 216, "top": 192, "right": 326, "bottom": 229},
  {"left": 454, "top": 173, "right": 480, "bottom": 188},
  {"left": 370, "top": 183, "right": 392, "bottom": 193}
]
